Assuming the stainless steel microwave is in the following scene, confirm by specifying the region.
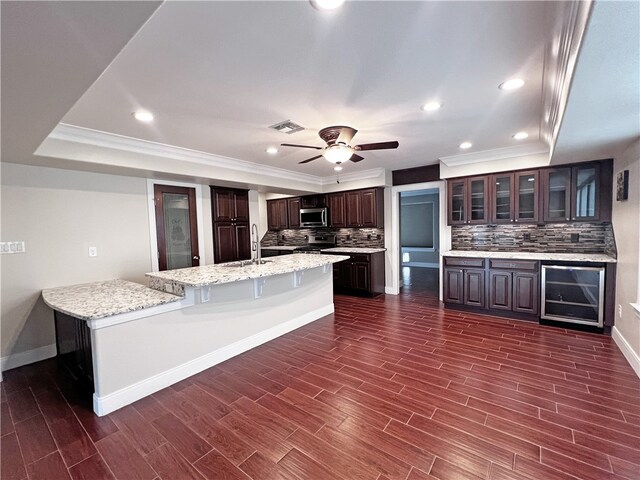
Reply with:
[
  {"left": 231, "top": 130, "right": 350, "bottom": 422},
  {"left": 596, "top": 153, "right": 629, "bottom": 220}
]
[{"left": 300, "top": 207, "right": 328, "bottom": 227}]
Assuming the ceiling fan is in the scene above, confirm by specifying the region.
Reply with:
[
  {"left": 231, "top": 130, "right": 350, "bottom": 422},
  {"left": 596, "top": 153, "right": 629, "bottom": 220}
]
[{"left": 281, "top": 126, "right": 399, "bottom": 165}]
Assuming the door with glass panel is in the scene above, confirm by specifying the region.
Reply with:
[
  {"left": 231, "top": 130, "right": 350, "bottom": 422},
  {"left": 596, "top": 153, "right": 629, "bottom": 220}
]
[
  {"left": 571, "top": 163, "right": 600, "bottom": 221},
  {"left": 514, "top": 171, "right": 539, "bottom": 223},
  {"left": 467, "top": 176, "right": 488, "bottom": 224},
  {"left": 543, "top": 168, "right": 571, "bottom": 222},
  {"left": 154, "top": 185, "right": 200, "bottom": 271},
  {"left": 491, "top": 173, "right": 514, "bottom": 223}
]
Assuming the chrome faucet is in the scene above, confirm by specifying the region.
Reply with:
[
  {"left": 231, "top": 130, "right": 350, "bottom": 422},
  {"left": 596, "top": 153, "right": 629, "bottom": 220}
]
[{"left": 251, "top": 223, "right": 261, "bottom": 265}]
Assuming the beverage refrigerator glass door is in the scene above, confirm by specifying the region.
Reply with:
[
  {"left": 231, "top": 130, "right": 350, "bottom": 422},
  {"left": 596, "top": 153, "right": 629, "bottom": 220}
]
[{"left": 300, "top": 207, "right": 328, "bottom": 227}]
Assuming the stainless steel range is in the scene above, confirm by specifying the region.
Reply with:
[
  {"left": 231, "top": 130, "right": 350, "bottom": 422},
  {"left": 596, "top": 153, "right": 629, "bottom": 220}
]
[{"left": 294, "top": 234, "right": 336, "bottom": 254}]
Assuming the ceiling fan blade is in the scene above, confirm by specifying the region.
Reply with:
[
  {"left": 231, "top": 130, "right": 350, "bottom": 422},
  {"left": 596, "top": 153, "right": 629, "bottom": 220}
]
[
  {"left": 281, "top": 143, "right": 323, "bottom": 150},
  {"left": 298, "top": 155, "right": 323, "bottom": 164},
  {"left": 354, "top": 141, "right": 399, "bottom": 151},
  {"left": 336, "top": 127, "right": 358, "bottom": 145},
  {"left": 349, "top": 154, "right": 365, "bottom": 163}
]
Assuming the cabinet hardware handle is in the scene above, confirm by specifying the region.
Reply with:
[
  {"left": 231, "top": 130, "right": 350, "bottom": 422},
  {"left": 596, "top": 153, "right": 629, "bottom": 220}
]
[
  {"left": 510, "top": 219, "right": 514, "bottom": 222},
  {"left": 193, "top": 256, "right": 200, "bottom": 260}
]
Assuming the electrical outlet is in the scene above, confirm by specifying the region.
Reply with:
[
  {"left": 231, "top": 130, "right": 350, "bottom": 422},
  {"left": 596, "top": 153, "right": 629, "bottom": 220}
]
[
  {"left": 88, "top": 246, "right": 98, "bottom": 257},
  {"left": 619, "top": 304, "right": 622, "bottom": 318},
  {"left": 570, "top": 233, "right": 580, "bottom": 243},
  {"left": 523, "top": 233, "right": 531, "bottom": 241},
  {"left": 367, "top": 234, "right": 372, "bottom": 240}
]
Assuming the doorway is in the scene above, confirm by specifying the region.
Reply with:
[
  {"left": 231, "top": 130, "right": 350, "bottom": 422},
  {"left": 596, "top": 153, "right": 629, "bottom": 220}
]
[{"left": 154, "top": 184, "right": 200, "bottom": 271}]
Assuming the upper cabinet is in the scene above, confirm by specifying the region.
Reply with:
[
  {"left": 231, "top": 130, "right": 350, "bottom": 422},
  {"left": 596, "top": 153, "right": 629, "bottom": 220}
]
[
  {"left": 448, "top": 159, "right": 612, "bottom": 226},
  {"left": 447, "top": 177, "right": 488, "bottom": 225},
  {"left": 345, "top": 188, "right": 384, "bottom": 228},
  {"left": 287, "top": 197, "right": 301, "bottom": 229},
  {"left": 328, "top": 193, "right": 346, "bottom": 228},
  {"left": 212, "top": 187, "right": 249, "bottom": 223},
  {"left": 267, "top": 199, "right": 288, "bottom": 230}
]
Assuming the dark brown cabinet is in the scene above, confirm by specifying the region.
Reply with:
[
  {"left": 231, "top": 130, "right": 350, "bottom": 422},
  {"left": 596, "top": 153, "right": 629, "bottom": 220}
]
[
  {"left": 542, "top": 167, "right": 571, "bottom": 222},
  {"left": 571, "top": 162, "right": 611, "bottom": 222},
  {"left": 447, "top": 177, "right": 489, "bottom": 225},
  {"left": 211, "top": 187, "right": 251, "bottom": 263},
  {"left": 490, "top": 170, "right": 539, "bottom": 224},
  {"left": 345, "top": 188, "right": 384, "bottom": 228},
  {"left": 328, "top": 193, "right": 346, "bottom": 227},
  {"left": 443, "top": 257, "right": 485, "bottom": 307},
  {"left": 287, "top": 198, "right": 301, "bottom": 229},
  {"left": 329, "top": 252, "right": 385, "bottom": 296},
  {"left": 267, "top": 199, "right": 288, "bottom": 230},
  {"left": 489, "top": 270, "right": 512, "bottom": 310},
  {"left": 513, "top": 272, "right": 539, "bottom": 314},
  {"left": 300, "top": 195, "right": 327, "bottom": 208}
]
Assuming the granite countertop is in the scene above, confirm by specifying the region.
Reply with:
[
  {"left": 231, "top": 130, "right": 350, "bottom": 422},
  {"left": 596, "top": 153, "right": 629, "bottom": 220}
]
[
  {"left": 444, "top": 250, "right": 616, "bottom": 263},
  {"left": 260, "top": 246, "right": 299, "bottom": 251},
  {"left": 42, "top": 279, "right": 183, "bottom": 321},
  {"left": 321, "top": 247, "right": 387, "bottom": 254},
  {"left": 146, "top": 253, "right": 349, "bottom": 287}
]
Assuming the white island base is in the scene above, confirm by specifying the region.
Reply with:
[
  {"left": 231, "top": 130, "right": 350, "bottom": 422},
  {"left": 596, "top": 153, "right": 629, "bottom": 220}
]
[{"left": 43, "top": 256, "right": 344, "bottom": 417}]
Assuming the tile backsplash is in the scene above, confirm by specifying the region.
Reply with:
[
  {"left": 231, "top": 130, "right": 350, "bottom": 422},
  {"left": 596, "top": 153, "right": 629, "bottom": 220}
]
[
  {"left": 261, "top": 227, "right": 385, "bottom": 248},
  {"left": 451, "top": 223, "right": 616, "bottom": 257}
]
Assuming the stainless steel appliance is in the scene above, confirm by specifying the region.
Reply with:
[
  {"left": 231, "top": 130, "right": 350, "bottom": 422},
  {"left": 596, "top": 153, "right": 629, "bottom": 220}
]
[
  {"left": 300, "top": 207, "right": 328, "bottom": 228},
  {"left": 294, "top": 234, "right": 336, "bottom": 254},
  {"left": 541, "top": 264, "right": 605, "bottom": 327}
]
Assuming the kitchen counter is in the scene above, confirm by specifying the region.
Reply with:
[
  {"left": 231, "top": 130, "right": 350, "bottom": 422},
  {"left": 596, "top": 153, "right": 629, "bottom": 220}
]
[
  {"left": 146, "top": 253, "right": 348, "bottom": 288},
  {"left": 321, "top": 247, "right": 386, "bottom": 254},
  {"left": 42, "top": 279, "right": 182, "bottom": 321},
  {"left": 260, "top": 246, "right": 299, "bottom": 251},
  {"left": 444, "top": 250, "right": 616, "bottom": 263}
]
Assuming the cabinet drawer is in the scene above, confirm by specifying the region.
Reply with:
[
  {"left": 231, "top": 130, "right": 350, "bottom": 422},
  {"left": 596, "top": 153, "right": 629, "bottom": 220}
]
[
  {"left": 489, "top": 259, "right": 538, "bottom": 271},
  {"left": 444, "top": 257, "right": 484, "bottom": 268},
  {"left": 348, "top": 254, "right": 370, "bottom": 263}
]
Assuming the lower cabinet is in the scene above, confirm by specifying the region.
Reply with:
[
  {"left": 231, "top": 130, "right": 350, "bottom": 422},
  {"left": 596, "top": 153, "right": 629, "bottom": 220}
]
[
  {"left": 444, "top": 256, "right": 540, "bottom": 318},
  {"left": 330, "top": 252, "right": 385, "bottom": 297},
  {"left": 214, "top": 223, "right": 251, "bottom": 263}
]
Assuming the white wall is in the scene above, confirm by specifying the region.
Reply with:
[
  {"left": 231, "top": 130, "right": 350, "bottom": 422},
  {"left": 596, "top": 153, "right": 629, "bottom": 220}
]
[
  {"left": 1, "top": 163, "right": 154, "bottom": 360},
  {"left": 611, "top": 139, "right": 640, "bottom": 373}
]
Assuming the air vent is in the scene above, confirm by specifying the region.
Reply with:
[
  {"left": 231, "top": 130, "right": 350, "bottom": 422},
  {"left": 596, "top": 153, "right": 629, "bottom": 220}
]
[{"left": 269, "top": 120, "right": 305, "bottom": 134}]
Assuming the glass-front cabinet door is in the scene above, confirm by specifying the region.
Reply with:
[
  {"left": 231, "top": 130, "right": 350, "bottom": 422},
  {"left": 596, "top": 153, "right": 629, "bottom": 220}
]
[
  {"left": 572, "top": 163, "right": 600, "bottom": 221},
  {"left": 491, "top": 174, "right": 514, "bottom": 223},
  {"left": 467, "top": 176, "right": 488, "bottom": 224},
  {"left": 448, "top": 179, "right": 467, "bottom": 225},
  {"left": 514, "top": 171, "right": 539, "bottom": 223},
  {"left": 543, "top": 168, "right": 571, "bottom": 222}
]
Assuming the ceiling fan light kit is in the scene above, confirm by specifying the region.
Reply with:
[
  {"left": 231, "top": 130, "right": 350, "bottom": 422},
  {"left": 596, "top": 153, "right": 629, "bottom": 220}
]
[{"left": 323, "top": 144, "right": 353, "bottom": 164}]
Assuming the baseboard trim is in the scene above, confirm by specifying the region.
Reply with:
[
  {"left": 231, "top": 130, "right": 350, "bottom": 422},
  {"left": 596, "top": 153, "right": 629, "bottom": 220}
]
[
  {"left": 93, "top": 303, "right": 334, "bottom": 416},
  {"left": 612, "top": 326, "right": 640, "bottom": 378},
  {"left": 1, "top": 344, "right": 57, "bottom": 374}
]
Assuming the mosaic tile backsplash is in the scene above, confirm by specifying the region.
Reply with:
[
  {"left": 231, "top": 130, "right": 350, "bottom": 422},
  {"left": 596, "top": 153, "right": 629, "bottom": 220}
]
[
  {"left": 261, "top": 227, "right": 385, "bottom": 248},
  {"left": 451, "top": 222, "right": 617, "bottom": 257}
]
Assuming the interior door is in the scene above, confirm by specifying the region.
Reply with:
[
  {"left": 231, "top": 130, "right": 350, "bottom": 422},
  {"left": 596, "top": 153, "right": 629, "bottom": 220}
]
[{"left": 154, "top": 184, "right": 200, "bottom": 271}]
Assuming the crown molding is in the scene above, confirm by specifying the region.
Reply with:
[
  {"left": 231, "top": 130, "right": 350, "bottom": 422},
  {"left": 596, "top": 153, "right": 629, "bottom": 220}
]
[
  {"left": 439, "top": 142, "right": 549, "bottom": 167},
  {"left": 319, "top": 168, "right": 386, "bottom": 186}
]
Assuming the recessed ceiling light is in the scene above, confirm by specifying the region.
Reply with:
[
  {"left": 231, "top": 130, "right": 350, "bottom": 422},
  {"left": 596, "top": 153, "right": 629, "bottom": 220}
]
[
  {"left": 310, "top": 0, "right": 345, "bottom": 10},
  {"left": 334, "top": 165, "right": 343, "bottom": 172},
  {"left": 512, "top": 131, "right": 529, "bottom": 140},
  {"left": 499, "top": 78, "right": 525, "bottom": 90},
  {"left": 133, "top": 110, "right": 154, "bottom": 122},
  {"left": 266, "top": 147, "right": 279, "bottom": 154},
  {"left": 459, "top": 142, "right": 473, "bottom": 149},
  {"left": 421, "top": 101, "right": 442, "bottom": 112}
]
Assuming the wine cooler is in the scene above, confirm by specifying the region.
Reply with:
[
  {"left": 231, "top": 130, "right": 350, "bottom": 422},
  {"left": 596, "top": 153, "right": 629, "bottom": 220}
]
[{"left": 541, "top": 265, "right": 605, "bottom": 327}]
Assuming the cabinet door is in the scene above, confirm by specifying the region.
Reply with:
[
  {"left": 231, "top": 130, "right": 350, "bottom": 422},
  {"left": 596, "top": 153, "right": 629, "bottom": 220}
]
[
  {"left": 352, "top": 263, "right": 370, "bottom": 291},
  {"left": 212, "top": 189, "right": 234, "bottom": 222},
  {"left": 571, "top": 163, "right": 600, "bottom": 221},
  {"left": 332, "top": 263, "right": 344, "bottom": 288},
  {"left": 360, "top": 189, "right": 378, "bottom": 227},
  {"left": 491, "top": 174, "right": 514, "bottom": 224},
  {"left": 233, "top": 191, "right": 250, "bottom": 222},
  {"left": 464, "top": 269, "right": 485, "bottom": 307},
  {"left": 467, "top": 177, "right": 489, "bottom": 224},
  {"left": 328, "top": 193, "right": 346, "bottom": 227},
  {"left": 514, "top": 171, "right": 539, "bottom": 223},
  {"left": 447, "top": 179, "right": 467, "bottom": 225},
  {"left": 443, "top": 268, "right": 464, "bottom": 304},
  {"left": 346, "top": 191, "right": 362, "bottom": 227},
  {"left": 277, "top": 200, "right": 289, "bottom": 229},
  {"left": 489, "top": 271, "right": 512, "bottom": 310},
  {"left": 513, "top": 272, "right": 539, "bottom": 314},
  {"left": 267, "top": 200, "right": 279, "bottom": 230},
  {"left": 234, "top": 223, "right": 251, "bottom": 261},
  {"left": 214, "top": 223, "right": 236, "bottom": 263},
  {"left": 543, "top": 168, "right": 571, "bottom": 222},
  {"left": 287, "top": 198, "right": 301, "bottom": 229}
]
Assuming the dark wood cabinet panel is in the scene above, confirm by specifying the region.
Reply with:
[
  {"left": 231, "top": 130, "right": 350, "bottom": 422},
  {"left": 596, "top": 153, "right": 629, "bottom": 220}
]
[
  {"left": 491, "top": 173, "right": 514, "bottom": 224},
  {"left": 464, "top": 269, "right": 485, "bottom": 307},
  {"left": 447, "top": 177, "right": 488, "bottom": 225},
  {"left": 328, "top": 193, "right": 346, "bottom": 227},
  {"left": 344, "top": 188, "right": 384, "bottom": 228},
  {"left": 360, "top": 189, "right": 378, "bottom": 227},
  {"left": 542, "top": 167, "right": 572, "bottom": 223},
  {"left": 330, "top": 251, "right": 384, "bottom": 297},
  {"left": 345, "top": 191, "right": 362, "bottom": 227},
  {"left": 447, "top": 178, "right": 467, "bottom": 225},
  {"left": 211, "top": 187, "right": 251, "bottom": 263},
  {"left": 443, "top": 268, "right": 464, "bottom": 304},
  {"left": 489, "top": 271, "right": 512, "bottom": 311},
  {"left": 213, "top": 224, "right": 236, "bottom": 263},
  {"left": 513, "top": 272, "right": 539, "bottom": 314},
  {"left": 212, "top": 188, "right": 249, "bottom": 222},
  {"left": 300, "top": 195, "right": 327, "bottom": 208},
  {"left": 267, "top": 199, "right": 288, "bottom": 230},
  {"left": 514, "top": 170, "right": 539, "bottom": 223},
  {"left": 287, "top": 198, "right": 301, "bottom": 229}
]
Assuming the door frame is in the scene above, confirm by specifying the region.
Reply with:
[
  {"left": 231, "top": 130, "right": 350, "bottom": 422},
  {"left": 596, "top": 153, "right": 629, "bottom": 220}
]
[
  {"left": 147, "top": 180, "right": 206, "bottom": 272},
  {"left": 387, "top": 180, "right": 449, "bottom": 299}
]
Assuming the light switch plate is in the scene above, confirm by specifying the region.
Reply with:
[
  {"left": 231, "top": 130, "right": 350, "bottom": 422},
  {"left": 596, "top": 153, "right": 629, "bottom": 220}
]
[
  {"left": 1, "top": 241, "right": 26, "bottom": 254},
  {"left": 88, "top": 246, "right": 98, "bottom": 257}
]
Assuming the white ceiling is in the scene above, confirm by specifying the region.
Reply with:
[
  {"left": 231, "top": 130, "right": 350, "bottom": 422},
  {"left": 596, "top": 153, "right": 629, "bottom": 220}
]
[{"left": 2, "top": 1, "right": 638, "bottom": 184}]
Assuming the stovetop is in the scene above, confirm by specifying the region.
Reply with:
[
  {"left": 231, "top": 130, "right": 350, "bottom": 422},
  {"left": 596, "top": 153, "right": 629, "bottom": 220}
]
[{"left": 294, "top": 234, "right": 336, "bottom": 252}]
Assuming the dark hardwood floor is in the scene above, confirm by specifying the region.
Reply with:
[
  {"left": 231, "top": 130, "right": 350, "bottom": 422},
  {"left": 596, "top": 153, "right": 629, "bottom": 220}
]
[{"left": 2, "top": 276, "right": 639, "bottom": 480}]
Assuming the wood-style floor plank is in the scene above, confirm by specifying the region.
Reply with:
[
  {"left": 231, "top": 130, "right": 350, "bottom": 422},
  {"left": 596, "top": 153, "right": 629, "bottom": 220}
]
[{"left": 3, "top": 268, "right": 639, "bottom": 480}]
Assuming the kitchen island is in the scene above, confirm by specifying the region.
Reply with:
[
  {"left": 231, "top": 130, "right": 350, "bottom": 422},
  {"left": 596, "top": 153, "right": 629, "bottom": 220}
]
[{"left": 42, "top": 253, "right": 348, "bottom": 416}]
